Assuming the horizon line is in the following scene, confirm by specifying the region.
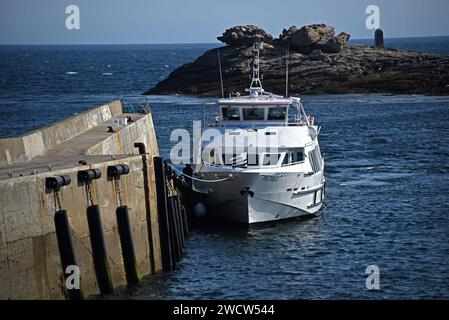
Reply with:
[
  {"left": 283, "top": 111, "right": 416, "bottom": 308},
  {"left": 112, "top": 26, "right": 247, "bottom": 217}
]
[{"left": 1, "top": 34, "right": 449, "bottom": 46}]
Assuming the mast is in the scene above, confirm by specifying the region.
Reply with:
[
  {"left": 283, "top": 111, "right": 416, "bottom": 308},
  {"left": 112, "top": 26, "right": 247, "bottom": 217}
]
[
  {"left": 285, "top": 42, "right": 289, "bottom": 98},
  {"left": 248, "top": 39, "right": 264, "bottom": 96},
  {"left": 217, "top": 48, "right": 225, "bottom": 98}
]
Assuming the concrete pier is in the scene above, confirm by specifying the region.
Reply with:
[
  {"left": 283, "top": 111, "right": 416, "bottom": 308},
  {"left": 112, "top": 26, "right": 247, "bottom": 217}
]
[{"left": 0, "top": 100, "right": 178, "bottom": 299}]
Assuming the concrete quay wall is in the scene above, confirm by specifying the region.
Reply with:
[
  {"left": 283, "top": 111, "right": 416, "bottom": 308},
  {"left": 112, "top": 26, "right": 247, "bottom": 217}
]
[
  {"left": 0, "top": 100, "right": 122, "bottom": 165},
  {"left": 0, "top": 100, "right": 172, "bottom": 299},
  {"left": 0, "top": 156, "right": 162, "bottom": 299}
]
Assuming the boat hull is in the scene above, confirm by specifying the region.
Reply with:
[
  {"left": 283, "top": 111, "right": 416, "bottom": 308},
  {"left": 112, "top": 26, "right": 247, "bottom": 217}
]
[{"left": 193, "top": 171, "right": 325, "bottom": 224}]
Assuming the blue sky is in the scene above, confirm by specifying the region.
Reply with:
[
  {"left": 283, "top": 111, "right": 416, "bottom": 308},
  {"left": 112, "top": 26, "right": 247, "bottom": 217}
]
[{"left": 1, "top": 0, "right": 448, "bottom": 44}]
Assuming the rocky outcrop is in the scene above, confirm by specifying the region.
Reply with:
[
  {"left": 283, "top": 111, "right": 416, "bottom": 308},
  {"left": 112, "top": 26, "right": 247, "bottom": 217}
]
[
  {"left": 145, "top": 24, "right": 449, "bottom": 96},
  {"left": 281, "top": 24, "right": 351, "bottom": 54},
  {"left": 217, "top": 25, "right": 273, "bottom": 46},
  {"left": 279, "top": 26, "right": 298, "bottom": 43},
  {"left": 290, "top": 24, "right": 335, "bottom": 50},
  {"left": 321, "top": 32, "right": 351, "bottom": 53}
]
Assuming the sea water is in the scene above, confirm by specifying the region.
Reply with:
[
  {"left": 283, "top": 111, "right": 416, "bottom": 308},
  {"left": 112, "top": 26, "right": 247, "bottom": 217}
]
[{"left": 1, "top": 37, "right": 448, "bottom": 299}]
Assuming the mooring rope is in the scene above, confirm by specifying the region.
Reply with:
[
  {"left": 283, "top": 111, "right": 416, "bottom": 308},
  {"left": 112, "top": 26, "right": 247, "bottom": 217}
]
[{"left": 165, "top": 161, "right": 233, "bottom": 183}]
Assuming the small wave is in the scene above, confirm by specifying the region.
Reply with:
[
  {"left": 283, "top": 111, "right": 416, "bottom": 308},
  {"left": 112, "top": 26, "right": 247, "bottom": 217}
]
[
  {"left": 370, "top": 138, "right": 389, "bottom": 144},
  {"left": 102, "top": 72, "right": 113, "bottom": 76},
  {"left": 65, "top": 71, "right": 78, "bottom": 75},
  {"left": 345, "top": 179, "right": 390, "bottom": 187},
  {"left": 363, "top": 165, "right": 393, "bottom": 171}
]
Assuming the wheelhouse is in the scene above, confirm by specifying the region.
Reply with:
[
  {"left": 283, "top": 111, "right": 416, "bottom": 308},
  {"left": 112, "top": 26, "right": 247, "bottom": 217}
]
[
  {"left": 198, "top": 40, "right": 320, "bottom": 172},
  {"left": 216, "top": 97, "right": 309, "bottom": 127}
]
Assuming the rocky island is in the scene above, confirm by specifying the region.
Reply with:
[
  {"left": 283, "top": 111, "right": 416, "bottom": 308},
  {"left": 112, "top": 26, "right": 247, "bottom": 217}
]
[{"left": 145, "top": 24, "right": 449, "bottom": 96}]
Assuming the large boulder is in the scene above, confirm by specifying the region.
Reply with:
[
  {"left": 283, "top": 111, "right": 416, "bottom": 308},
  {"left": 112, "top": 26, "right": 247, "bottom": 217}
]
[
  {"left": 217, "top": 25, "right": 273, "bottom": 46},
  {"left": 290, "top": 24, "right": 335, "bottom": 50},
  {"left": 286, "top": 24, "right": 349, "bottom": 54},
  {"left": 320, "top": 32, "right": 351, "bottom": 53},
  {"left": 279, "top": 26, "right": 298, "bottom": 43},
  {"left": 336, "top": 32, "right": 350, "bottom": 43}
]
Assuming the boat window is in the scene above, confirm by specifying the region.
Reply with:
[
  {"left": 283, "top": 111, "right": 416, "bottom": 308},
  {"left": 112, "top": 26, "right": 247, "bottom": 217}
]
[
  {"left": 243, "top": 107, "right": 265, "bottom": 121},
  {"left": 222, "top": 152, "right": 248, "bottom": 167},
  {"left": 222, "top": 107, "right": 240, "bottom": 121},
  {"left": 247, "top": 154, "right": 259, "bottom": 166},
  {"left": 288, "top": 105, "right": 297, "bottom": 122},
  {"left": 281, "top": 153, "right": 289, "bottom": 166},
  {"left": 291, "top": 149, "right": 305, "bottom": 164},
  {"left": 267, "top": 106, "right": 287, "bottom": 121},
  {"left": 222, "top": 153, "right": 258, "bottom": 166},
  {"left": 262, "top": 153, "right": 281, "bottom": 166},
  {"left": 308, "top": 150, "right": 317, "bottom": 173},
  {"left": 308, "top": 148, "right": 322, "bottom": 173},
  {"left": 315, "top": 146, "right": 323, "bottom": 168}
]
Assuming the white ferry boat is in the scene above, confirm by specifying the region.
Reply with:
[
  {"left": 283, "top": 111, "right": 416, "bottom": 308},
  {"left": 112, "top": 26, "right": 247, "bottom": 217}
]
[{"left": 192, "top": 42, "right": 325, "bottom": 224}]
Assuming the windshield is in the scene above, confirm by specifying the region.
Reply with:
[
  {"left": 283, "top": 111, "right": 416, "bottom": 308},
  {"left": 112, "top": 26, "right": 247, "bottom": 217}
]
[
  {"left": 222, "top": 107, "right": 240, "bottom": 120},
  {"left": 268, "top": 106, "right": 287, "bottom": 121},
  {"left": 243, "top": 108, "right": 265, "bottom": 120}
]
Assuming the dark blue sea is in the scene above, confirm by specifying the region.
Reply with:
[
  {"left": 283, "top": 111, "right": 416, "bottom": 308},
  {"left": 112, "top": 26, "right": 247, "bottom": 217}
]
[{"left": 1, "top": 37, "right": 449, "bottom": 299}]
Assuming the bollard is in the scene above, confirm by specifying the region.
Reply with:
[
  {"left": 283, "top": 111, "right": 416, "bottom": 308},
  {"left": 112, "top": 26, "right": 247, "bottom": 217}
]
[
  {"left": 86, "top": 205, "right": 114, "bottom": 295},
  {"left": 153, "top": 156, "right": 174, "bottom": 272},
  {"left": 134, "top": 142, "right": 146, "bottom": 155},
  {"left": 116, "top": 205, "right": 140, "bottom": 286},
  {"left": 375, "top": 28, "right": 384, "bottom": 49},
  {"left": 54, "top": 210, "right": 84, "bottom": 300}
]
